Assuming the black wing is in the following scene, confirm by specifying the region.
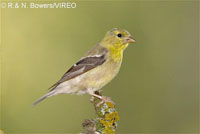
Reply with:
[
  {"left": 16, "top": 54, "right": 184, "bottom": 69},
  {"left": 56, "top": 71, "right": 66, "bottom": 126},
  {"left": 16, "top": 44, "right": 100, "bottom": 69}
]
[{"left": 49, "top": 54, "right": 106, "bottom": 90}]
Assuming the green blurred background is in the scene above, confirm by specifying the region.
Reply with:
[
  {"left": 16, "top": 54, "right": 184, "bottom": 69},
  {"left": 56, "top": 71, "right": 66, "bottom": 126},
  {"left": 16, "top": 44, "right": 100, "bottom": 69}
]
[{"left": 0, "top": 0, "right": 199, "bottom": 133}]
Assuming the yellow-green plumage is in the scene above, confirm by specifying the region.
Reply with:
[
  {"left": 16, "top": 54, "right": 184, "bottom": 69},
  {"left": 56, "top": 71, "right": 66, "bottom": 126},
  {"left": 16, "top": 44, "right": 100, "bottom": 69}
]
[{"left": 33, "top": 28, "right": 135, "bottom": 105}]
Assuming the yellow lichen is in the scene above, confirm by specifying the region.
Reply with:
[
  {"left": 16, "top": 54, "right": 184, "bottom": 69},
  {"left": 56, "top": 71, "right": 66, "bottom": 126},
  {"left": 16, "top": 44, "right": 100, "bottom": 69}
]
[
  {"left": 97, "top": 102, "right": 120, "bottom": 134},
  {"left": 106, "top": 102, "right": 115, "bottom": 108},
  {"left": 103, "top": 126, "right": 115, "bottom": 134},
  {"left": 105, "top": 112, "right": 115, "bottom": 121}
]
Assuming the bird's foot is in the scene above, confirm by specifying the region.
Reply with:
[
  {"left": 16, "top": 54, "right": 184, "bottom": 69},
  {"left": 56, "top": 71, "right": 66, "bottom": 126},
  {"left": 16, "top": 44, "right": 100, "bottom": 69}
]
[
  {"left": 96, "top": 96, "right": 115, "bottom": 107},
  {"left": 89, "top": 91, "right": 114, "bottom": 107}
]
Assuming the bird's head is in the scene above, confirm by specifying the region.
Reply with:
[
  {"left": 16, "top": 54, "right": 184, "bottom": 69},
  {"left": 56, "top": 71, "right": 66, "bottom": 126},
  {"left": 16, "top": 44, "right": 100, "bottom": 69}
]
[{"left": 101, "top": 28, "right": 136, "bottom": 51}]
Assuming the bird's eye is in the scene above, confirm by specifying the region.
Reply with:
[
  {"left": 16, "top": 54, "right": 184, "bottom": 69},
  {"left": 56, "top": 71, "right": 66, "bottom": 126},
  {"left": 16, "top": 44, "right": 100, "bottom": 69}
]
[{"left": 117, "top": 33, "right": 122, "bottom": 38}]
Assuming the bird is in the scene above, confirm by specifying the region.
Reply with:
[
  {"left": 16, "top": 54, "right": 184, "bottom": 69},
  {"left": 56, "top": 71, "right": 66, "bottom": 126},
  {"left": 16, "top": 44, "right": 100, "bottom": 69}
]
[{"left": 32, "top": 28, "right": 136, "bottom": 106}]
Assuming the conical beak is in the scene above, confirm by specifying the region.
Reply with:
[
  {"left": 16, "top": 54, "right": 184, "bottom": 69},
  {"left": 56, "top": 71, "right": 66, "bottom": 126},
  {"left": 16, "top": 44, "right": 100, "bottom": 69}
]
[{"left": 125, "top": 36, "right": 136, "bottom": 43}]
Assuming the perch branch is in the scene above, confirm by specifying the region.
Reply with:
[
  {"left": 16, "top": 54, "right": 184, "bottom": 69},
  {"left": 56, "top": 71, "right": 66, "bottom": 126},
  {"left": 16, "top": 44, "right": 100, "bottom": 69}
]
[{"left": 82, "top": 91, "right": 119, "bottom": 134}]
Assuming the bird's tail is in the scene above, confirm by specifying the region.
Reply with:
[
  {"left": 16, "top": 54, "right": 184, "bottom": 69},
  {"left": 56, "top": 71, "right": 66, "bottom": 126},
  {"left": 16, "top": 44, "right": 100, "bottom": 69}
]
[{"left": 32, "top": 91, "right": 55, "bottom": 106}]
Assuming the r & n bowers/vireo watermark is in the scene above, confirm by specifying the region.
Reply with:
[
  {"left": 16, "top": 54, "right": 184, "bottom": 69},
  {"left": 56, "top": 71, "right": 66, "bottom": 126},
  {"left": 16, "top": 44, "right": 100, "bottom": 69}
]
[{"left": 1, "top": 2, "right": 77, "bottom": 9}]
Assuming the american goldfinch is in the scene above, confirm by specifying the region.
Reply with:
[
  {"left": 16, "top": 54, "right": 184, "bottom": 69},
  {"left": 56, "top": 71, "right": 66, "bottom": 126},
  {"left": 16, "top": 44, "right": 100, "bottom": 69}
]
[{"left": 33, "top": 28, "right": 136, "bottom": 106}]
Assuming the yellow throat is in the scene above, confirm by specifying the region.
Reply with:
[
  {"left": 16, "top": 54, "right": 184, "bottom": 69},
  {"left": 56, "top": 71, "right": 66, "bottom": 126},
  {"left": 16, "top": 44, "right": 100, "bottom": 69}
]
[{"left": 108, "top": 43, "right": 128, "bottom": 62}]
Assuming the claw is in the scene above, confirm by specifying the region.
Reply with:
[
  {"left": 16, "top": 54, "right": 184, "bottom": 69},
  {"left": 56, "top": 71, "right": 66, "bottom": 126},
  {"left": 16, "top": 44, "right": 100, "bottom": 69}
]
[{"left": 96, "top": 100, "right": 104, "bottom": 107}]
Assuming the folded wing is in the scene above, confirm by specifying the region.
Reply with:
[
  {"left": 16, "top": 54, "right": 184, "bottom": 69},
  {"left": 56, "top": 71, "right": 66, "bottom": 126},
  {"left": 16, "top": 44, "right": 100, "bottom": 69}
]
[{"left": 49, "top": 54, "right": 107, "bottom": 91}]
